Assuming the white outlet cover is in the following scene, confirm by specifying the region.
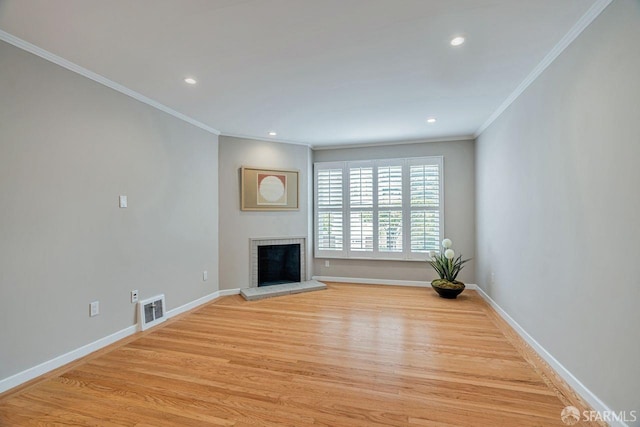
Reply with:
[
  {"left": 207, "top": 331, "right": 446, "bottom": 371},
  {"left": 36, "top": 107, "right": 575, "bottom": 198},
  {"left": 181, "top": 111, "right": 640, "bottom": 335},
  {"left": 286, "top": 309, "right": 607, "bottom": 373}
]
[
  {"left": 90, "top": 301, "right": 99, "bottom": 317},
  {"left": 203, "top": 271, "right": 208, "bottom": 281},
  {"left": 131, "top": 290, "right": 139, "bottom": 303},
  {"left": 119, "top": 195, "right": 127, "bottom": 208}
]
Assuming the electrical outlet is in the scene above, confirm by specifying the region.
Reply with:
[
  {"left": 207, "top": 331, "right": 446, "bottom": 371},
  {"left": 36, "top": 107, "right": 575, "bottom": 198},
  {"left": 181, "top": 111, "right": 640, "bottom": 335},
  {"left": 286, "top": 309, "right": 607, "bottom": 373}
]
[
  {"left": 131, "top": 290, "right": 139, "bottom": 303},
  {"left": 490, "top": 272, "right": 495, "bottom": 285},
  {"left": 325, "top": 260, "right": 330, "bottom": 267},
  {"left": 119, "top": 195, "right": 127, "bottom": 208},
  {"left": 203, "top": 270, "right": 208, "bottom": 281},
  {"left": 90, "top": 301, "right": 100, "bottom": 317}
]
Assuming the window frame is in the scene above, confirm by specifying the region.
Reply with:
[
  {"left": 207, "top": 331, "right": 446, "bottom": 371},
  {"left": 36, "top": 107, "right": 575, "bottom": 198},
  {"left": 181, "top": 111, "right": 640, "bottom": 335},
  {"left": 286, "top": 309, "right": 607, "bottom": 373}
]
[{"left": 314, "top": 156, "right": 444, "bottom": 261}]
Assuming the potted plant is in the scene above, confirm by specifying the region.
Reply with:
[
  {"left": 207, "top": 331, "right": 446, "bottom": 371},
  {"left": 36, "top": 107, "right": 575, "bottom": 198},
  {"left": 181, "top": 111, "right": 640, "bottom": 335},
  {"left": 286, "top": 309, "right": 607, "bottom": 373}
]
[{"left": 427, "top": 238, "right": 470, "bottom": 299}]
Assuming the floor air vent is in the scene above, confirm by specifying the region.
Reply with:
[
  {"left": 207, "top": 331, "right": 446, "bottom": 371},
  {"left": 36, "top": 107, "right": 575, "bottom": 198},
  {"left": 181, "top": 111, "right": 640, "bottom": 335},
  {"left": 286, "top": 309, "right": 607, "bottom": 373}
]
[{"left": 138, "top": 294, "right": 166, "bottom": 331}]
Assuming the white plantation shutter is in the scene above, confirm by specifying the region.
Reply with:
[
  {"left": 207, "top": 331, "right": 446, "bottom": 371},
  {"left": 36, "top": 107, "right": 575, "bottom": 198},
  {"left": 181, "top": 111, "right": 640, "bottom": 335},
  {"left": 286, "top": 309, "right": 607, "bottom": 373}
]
[
  {"left": 378, "top": 210, "right": 403, "bottom": 252},
  {"left": 409, "top": 161, "right": 442, "bottom": 254},
  {"left": 315, "top": 165, "right": 345, "bottom": 255},
  {"left": 377, "top": 163, "right": 403, "bottom": 255},
  {"left": 349, "top": 166, "right": 373, "bottom": 252},
  {"left": 315, "top": 157, "right": 442, "bottom": 260},
  {"left": 317, "top": 168, "right": 343, "bottom": 208},
  {"left": 378, "top": 165, "right": 402, "bottom": 207},
  {"left": 317, "top": 212, "right": 343, "bottom": 250},
  {"left": 349, "top": 167, "right": 373, "bottom": 207},
  {"left": 410, "top": 210, "right": 440, "bottom": 252},
  {"left": 350, "top": 211, "right": 373, "bottom": 251}
]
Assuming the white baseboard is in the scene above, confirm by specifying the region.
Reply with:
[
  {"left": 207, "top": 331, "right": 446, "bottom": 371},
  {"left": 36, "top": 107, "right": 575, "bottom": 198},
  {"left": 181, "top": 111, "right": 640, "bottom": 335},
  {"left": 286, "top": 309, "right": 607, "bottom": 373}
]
[
  {"left": 0, "top": 288, "right": 228, "bottom": 395},
  {"left": 166, "top": 290, "right": 222, "bottom": 319},
  {"left": 5, "top": 283, "right": 618, "bottom": 426},
  {"left": 0, "top": 324, "right": 137, "bottom": 394},
  {"left": 473, "top": 286, "right": 626, "bottom": 427},
  {"left": 312, "top": 275, "right": 478, "bottom": 290}
]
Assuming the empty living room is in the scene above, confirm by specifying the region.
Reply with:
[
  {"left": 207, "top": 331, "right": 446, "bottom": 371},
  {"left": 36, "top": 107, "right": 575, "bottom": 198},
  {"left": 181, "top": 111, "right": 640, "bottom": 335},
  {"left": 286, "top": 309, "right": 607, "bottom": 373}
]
[{"left": 1, "top": 1, "right": 638, "bottom": 426}]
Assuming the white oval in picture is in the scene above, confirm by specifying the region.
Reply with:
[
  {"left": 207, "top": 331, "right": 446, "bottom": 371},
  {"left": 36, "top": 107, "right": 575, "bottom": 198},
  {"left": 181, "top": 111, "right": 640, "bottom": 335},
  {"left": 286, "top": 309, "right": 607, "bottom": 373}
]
[{"left": 259, "top": 175, "right": 285, "bottom": 202}]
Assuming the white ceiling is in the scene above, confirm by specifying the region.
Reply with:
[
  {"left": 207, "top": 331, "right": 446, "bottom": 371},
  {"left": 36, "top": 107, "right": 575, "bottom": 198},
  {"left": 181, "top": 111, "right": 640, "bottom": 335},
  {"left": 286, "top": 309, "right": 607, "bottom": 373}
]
[{"left": 0, "top": 0, "right": 600, "bottom": 147}]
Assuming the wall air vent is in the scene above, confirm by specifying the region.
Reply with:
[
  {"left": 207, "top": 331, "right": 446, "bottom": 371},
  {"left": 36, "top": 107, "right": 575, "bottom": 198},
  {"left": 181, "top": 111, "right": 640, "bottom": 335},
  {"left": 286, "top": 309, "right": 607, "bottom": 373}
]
[{"left": 138, "top": 294, "right": 166, "bottom": 331}]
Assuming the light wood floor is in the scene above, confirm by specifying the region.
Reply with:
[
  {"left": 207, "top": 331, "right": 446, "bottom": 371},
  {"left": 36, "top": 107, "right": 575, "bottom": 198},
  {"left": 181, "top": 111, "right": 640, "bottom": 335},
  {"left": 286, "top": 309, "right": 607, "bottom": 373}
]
[{"left": 0, "top": 283, "right": 595, "bottom": 426}]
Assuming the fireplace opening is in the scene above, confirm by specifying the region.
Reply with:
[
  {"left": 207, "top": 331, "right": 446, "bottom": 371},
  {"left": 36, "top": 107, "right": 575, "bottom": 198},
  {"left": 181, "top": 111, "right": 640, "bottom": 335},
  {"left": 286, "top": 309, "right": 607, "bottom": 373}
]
[{"left": 257, "top": 244, "right": 301, "bottom": 287}]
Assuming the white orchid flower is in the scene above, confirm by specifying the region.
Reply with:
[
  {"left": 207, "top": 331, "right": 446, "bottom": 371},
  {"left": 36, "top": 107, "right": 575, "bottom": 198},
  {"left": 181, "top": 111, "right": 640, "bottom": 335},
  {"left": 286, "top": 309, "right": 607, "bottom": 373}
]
[
  {"left": 444, "top": 249, "right": 455, "bottom": 259},
  {"left": 442, "top": 238, "right": 452, "bottom": 248}
]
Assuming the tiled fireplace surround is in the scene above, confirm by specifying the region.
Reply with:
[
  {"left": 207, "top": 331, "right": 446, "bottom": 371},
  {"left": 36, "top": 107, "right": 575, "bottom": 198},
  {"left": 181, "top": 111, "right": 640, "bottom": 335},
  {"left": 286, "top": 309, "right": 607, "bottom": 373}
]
[{"left": 249, "top": 237, "right": 307, "bottom": 288}]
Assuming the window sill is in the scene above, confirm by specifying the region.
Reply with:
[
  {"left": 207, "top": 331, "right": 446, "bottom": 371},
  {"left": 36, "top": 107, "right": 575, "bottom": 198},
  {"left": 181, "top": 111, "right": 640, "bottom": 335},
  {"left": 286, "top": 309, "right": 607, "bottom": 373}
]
[{"left": 315, "top": 255, "right": 428, "bottom": 262}]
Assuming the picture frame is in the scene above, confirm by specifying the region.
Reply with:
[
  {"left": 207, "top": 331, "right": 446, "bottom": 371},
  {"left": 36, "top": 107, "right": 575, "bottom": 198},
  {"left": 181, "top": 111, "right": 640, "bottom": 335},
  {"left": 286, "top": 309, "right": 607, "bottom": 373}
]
[{"left": 241, "top": 166, "right": 299, "bottom": 211}]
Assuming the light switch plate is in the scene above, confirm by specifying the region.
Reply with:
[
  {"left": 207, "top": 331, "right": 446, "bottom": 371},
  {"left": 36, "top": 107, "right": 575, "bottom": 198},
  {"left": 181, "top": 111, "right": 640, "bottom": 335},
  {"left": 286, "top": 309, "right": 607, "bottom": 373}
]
[
  {"left": 119, "top": 195, "right": 127, "bottom": 208},
  {"left": 203, "top": 271, "right": 208, "bottom": 281}
]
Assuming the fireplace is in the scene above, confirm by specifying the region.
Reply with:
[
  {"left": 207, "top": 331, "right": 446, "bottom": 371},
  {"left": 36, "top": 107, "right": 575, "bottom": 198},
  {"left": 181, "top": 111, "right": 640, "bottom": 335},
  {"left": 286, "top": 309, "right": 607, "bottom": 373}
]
[
  {"left": 257, "top": 244, "right": 301, "bottom": 287},
  {"left": 250, "top": 237, "right": 306, "bottom": 287}
]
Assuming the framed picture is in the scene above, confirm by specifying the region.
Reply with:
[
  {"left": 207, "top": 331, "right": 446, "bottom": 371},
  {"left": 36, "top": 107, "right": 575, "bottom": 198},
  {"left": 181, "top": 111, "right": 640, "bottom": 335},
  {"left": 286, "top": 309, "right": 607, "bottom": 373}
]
[{"left": 241, "top": 167, "right": 299, "bottom": 211}]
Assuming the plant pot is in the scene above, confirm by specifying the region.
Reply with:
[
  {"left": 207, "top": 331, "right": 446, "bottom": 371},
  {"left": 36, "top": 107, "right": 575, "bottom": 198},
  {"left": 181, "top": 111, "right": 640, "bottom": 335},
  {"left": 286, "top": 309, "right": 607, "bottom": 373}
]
[{"left": 431, "top": 279, "right": 465, "bottom": 299}]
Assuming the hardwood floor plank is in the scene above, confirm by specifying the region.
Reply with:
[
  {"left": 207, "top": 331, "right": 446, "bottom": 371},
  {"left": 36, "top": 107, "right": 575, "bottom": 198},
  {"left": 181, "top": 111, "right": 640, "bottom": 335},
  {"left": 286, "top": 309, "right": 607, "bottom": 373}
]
[{"left": 0, "top": 283, "right": 600, "bottom": 426}]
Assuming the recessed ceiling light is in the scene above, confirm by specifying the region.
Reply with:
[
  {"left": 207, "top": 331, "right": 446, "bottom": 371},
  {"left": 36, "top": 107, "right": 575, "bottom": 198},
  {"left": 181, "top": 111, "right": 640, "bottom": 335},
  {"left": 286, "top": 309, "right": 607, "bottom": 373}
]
[
  {"left": 184, "top": 77, "right": 197, "bottom": 85},
  {"left": 268, "top": 131, "right": 277, "bottom": 136},
  {"left": 427, "top": 117, "right": 437, "bottom": 124},
  {"left": 450, "top": 36, "right": 465, "bottom": 46}
]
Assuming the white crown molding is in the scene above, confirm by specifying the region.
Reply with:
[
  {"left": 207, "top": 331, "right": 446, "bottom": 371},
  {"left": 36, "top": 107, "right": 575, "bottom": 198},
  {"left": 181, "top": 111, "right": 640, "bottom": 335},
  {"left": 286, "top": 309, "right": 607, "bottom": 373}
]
[
  {"left": 311, "top": 135, "right": 475, "bottom": 151},
  {"left": 473, "top": 285, "right": 626, "bottom": 427},
  {"left": 1, "top": 0, "right": 612, "bottom": 148},
  {"left": 220, "top": 132, "right": 313, "bottom": 148},
  {"left": 221, "top": 133, "right": 475, "bottom": 151},
  {"left": 475, "top": 0, "right": 613, "bottom": 137},
  {"left": 0, "top": 30, "right": 221, "bottom": 136},
  {"left": 312, "top": 275, "right": 478, "bottom": 289}
]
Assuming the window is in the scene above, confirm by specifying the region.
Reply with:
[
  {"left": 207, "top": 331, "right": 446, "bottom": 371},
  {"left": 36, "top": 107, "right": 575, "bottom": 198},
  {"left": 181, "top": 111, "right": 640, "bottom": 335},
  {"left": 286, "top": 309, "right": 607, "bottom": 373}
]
[{"left": 314, "top": 156, "right": 443, "bottom": 260}]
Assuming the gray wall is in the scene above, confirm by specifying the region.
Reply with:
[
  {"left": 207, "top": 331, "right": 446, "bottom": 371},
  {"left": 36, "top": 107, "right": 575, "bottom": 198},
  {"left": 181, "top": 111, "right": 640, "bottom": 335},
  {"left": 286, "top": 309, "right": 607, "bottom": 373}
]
[
  {"left": 313, "top": 139, "right": 475, "bottom": 283},
  {"left": 218, "top": 136, "right": 312, "bottom": 290},
  {"left": 0, "top": 41, "right": 219, "bottom": 380},
  {"left": 476, "top": 0, "right": 640, "bottom": 417}
]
